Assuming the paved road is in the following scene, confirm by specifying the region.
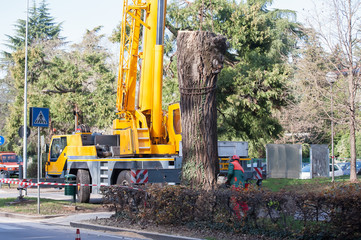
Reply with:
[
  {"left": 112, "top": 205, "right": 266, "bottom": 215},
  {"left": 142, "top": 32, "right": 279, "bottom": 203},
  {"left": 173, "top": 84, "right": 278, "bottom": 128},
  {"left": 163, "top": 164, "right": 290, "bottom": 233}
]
[{"left": 0, "top": 216, "right": 148, "bottom": 240}]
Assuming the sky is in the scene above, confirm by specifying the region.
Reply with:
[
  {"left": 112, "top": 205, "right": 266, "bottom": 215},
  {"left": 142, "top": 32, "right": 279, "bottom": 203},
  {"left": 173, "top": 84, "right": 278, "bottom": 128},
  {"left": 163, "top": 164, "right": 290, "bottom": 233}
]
[
  {"left": 0, "top": 0, "right": 121, "bottom": 53},
  {"left": 0, "top": 0, "right": 316, "bottom": 54}
]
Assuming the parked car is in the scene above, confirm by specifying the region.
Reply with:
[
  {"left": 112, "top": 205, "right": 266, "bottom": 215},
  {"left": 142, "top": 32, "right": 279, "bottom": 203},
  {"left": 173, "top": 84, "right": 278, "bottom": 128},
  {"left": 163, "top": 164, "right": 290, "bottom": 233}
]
[
  {"left": 300, "top": 164, "right": 311, "bottom": 179},
  {"left": 300, "top": 164, "right": 343, "bottom": 179},
  {"left": 337, "top": 162, "right": 351, "bottom": 174},
  {"left": 343, "top": 161, "right": 361, "bottom": 175},
  {"left": 330, "top": 164, "right": 344, "bottom": 177},
  {"left": 302, "top": 162, "right": 310, "bottom": 168}
]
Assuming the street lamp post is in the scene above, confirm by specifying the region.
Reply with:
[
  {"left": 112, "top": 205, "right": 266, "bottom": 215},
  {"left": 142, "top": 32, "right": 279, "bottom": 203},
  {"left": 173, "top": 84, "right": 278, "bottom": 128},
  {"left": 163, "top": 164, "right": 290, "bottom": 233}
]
[
  {"left": 326, "top": 72, "right": 337, "bottom": 182},
  {"left": 23, "top": 0, "right": 29, "bottom": 179}
]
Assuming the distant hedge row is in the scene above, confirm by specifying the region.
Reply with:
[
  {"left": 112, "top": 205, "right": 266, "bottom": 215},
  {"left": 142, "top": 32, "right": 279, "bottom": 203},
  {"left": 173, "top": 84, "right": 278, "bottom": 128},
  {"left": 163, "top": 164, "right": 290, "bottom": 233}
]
[{"left": 101, "top": 183, "right": 361, "bottom": 239}]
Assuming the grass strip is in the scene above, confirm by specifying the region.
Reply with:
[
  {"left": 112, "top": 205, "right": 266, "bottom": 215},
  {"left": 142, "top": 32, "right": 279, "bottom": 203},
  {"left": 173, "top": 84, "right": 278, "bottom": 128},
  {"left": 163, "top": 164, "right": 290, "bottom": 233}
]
[{"left": 0, "top": 197, "right": 102, "bottom": 215}]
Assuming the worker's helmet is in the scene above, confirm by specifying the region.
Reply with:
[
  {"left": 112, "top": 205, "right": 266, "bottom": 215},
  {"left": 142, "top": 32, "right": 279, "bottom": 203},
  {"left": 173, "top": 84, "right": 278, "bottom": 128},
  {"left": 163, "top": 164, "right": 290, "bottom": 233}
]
[{"left": 232, "top": 155, "right": 240, "bottom": 160}]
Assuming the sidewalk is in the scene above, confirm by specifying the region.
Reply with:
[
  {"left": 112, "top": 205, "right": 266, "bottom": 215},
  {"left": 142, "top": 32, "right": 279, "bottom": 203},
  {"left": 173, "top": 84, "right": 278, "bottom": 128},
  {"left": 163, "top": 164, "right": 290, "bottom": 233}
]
[{"left": 0, "top": 186, "right": 103, "bottom": 203}]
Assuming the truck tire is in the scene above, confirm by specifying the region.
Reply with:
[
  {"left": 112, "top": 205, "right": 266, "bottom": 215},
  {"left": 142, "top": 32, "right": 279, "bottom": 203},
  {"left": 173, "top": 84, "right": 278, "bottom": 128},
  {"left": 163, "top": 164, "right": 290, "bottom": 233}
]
[
  {"left": 116, "top": 170, "right": 132, "bottom": 186},
  {"left": 77, "top": 169, "right": 90, "bottom": 203}
]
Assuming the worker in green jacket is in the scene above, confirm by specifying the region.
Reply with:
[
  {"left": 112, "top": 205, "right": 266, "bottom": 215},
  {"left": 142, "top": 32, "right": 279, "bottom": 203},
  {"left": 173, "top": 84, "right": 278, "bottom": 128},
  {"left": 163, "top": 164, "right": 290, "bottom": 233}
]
[
  {"left": 226, "top": 155, "right": 245, "bottom": 188},
  {"left": 227, "top": 155, "right": 248, "bottom": 219}
]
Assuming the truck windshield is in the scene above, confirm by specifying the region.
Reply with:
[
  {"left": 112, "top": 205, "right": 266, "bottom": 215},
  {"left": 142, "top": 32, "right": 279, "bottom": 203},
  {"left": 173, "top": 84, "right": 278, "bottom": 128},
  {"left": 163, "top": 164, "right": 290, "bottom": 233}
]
[
  {"left": 50, "top": 137, "right": 67, "bottom": 160},
  {"left": 2, "top": 155, "right": 18, "bottom": 162}
]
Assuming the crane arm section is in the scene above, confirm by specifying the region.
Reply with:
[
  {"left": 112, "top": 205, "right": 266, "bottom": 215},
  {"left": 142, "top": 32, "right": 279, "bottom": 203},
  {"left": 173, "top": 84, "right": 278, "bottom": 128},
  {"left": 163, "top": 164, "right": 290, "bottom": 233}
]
[
  {"left": 116, "top": 0, "right": 149, "bottom": 113},
  {"left": 114, "top": 0, "right": 180, "bottom": 152}
]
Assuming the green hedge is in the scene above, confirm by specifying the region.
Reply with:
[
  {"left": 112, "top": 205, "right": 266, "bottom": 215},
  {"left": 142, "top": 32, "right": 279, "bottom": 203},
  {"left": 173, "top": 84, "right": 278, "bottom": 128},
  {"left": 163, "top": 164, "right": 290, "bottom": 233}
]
[{"left": 101, "top": 183, "right": 361, "bottom": 239}]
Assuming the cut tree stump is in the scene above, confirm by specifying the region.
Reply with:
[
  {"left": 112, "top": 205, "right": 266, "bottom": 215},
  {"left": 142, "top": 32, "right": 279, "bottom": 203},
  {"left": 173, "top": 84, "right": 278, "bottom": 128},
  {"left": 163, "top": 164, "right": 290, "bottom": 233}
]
[{"left": 177, "top": 31, "right": 228, "bottom": 190}]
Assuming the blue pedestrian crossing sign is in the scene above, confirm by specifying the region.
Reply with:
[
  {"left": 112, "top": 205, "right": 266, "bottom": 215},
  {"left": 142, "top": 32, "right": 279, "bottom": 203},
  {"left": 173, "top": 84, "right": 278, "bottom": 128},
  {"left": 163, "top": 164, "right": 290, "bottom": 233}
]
[
  {"left": 0, "top": 136, "right": 4, "bottom": 146},
  {"left": 30, "top": 107, "right": 49, "bottom": 127}
]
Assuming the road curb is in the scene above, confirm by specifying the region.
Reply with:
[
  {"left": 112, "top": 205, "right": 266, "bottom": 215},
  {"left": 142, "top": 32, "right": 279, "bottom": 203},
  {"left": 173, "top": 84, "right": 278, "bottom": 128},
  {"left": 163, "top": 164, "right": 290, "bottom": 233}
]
[
  {"left": 70, "top": 221, "right": 204, "bottom": 240},
  {"left": 0, "top": 211, "right": 65, "bottom": 220}
]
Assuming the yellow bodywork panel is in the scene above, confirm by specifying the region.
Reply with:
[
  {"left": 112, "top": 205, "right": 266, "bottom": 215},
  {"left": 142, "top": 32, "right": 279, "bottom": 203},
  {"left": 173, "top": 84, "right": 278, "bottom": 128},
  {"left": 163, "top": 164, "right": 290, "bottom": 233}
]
[
  {"left": 67, "top": 146, "right": 97, "bottom": 157},
  {"left": 150, "top": 144, "right": 175, "bottom": 155},
  {"left": 139, "top": 0, "right": 158, "bottom": 112},
  {"left": 46, "top": 134, "right": 94, "bottom": 176},
  {"left": 167, "top": 103, "right": 182, "bottom": 152},
  {"left": 113, "top": 118, "right": 132, "bottom": 130},
  {"left": 118, "top": 128, "right": 135, "bottom": 155},
  {"left": 219, "top": 157, "right": 252, "bottom": 171},
  {"left": 219, "top": 157, "right": 230, "bottom": 171},
  {"left": 67, "top": 134, "right": 83, "bottom": 146},
  {"left": 151, "top": 44, "right": 164, "bottom": 138},
  {"left": 68, "top": 157, "right": 174, "bottom": 163},
  {"left": 47, "top": 149, "right": 67, "bottom": 175}
]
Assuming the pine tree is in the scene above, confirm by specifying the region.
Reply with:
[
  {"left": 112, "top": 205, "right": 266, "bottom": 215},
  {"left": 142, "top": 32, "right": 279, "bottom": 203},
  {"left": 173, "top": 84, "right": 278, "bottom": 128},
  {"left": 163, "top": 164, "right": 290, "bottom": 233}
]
[{"left": 2, "top": 0, "right": 62, "bottom": 59}]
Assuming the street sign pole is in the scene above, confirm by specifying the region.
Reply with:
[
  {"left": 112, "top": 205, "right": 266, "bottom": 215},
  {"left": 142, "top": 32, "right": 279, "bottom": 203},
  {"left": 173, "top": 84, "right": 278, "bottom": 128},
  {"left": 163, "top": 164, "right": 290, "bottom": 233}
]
[
  {"left": 41, "top": 136, "right": 45, "bottom": 178},
  {"left": 29, "top": 107, "right": 49, "bottom": 215},
  {"left": 37, "top": 127, "right": 40, "bottom": 214}
]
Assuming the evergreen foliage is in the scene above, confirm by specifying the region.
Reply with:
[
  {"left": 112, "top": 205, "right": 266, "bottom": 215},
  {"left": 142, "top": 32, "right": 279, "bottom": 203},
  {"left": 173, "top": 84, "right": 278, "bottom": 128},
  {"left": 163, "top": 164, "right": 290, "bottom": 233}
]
[
  {"left": 165, "top": 0, "right": 301, "bottom": 157},
  {"left": 3, "top": 28, "right": 116, "bottom": 154},
  {"left": 105, "top": 1, "right": 301, "bottom": 157},
  {"left": 0, "top": 0, "right": 63, "bottom": 146},
  {"left": 1, "top": 1, "right": 116, "bottom": 155},
  {"left": 335, "top": 131, "right": 361, "bottom": 159},
  {"left": 3, "top": 0, "right": 62, "bottom": 58}
]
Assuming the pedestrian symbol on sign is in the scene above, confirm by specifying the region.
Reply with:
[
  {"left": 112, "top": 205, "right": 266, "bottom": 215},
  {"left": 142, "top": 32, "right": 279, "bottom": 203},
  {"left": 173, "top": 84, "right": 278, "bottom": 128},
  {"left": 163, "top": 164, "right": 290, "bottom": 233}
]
[
  {"left": 30, "top": 107, "right": 49, "bottom": 128},
  {"left": 34, "top": 111, "right": 47, "bottom": 125}
]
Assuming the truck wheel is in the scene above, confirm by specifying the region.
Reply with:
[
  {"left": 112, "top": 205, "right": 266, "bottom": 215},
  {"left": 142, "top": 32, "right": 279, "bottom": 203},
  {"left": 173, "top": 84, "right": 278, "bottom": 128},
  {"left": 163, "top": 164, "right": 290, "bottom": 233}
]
[
  {"left": 116, "top": 170, "right": 132, "bottom": 186},
  {"left": 77, "top": 169, "right": 90, "bottom": 203}
]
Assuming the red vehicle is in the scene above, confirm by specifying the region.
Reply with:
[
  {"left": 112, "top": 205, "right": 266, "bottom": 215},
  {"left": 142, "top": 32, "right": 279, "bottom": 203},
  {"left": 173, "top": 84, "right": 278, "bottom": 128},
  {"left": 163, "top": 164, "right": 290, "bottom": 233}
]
[{"left": 0, "top": 152, "right": 22, "bottom": 176}]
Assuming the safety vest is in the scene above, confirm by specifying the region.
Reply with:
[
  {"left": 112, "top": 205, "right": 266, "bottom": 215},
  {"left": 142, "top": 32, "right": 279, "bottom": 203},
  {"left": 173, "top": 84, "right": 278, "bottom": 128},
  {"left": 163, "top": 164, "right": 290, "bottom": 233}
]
[{"left": 227, "top": 160, "right": 245, "bottom": 187}]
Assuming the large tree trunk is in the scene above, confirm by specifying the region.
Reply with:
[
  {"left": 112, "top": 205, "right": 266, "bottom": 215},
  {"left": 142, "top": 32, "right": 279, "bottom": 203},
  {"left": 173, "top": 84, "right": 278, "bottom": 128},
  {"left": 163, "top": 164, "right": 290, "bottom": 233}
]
[{"left": 177, "top": 31, "right": 227, "bottom": 190}]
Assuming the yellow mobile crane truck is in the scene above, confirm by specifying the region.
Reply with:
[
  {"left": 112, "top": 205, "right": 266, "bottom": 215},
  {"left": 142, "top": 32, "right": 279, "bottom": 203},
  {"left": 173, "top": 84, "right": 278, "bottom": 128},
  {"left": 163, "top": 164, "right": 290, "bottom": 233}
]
[{"left": 46, "top": 0, "right": 249, "bottom": 203}]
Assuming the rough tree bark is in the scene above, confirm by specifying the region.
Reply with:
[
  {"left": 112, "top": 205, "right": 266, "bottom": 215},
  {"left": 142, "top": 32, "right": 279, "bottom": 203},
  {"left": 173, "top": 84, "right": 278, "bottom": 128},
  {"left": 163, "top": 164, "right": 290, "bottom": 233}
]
[{"left": 177, "top": 31, "right": 228, "bottom": 190}]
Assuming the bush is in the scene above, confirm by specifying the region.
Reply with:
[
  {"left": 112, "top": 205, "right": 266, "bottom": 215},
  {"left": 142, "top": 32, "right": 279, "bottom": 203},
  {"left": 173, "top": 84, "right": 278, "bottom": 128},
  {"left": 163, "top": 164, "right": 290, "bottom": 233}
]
[
  {"left": 26, "top": 154, "right": 47, "bottom": 178},
  {"left": 101, "top": 183, "right": 361, "bottom": 239}
]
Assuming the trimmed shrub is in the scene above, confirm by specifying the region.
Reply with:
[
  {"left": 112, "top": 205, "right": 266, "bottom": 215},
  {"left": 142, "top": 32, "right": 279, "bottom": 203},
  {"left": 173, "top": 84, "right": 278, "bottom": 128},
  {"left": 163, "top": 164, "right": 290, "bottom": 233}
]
[{"left": 101, "top": 183, "right": 361, "bottom": 239}]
